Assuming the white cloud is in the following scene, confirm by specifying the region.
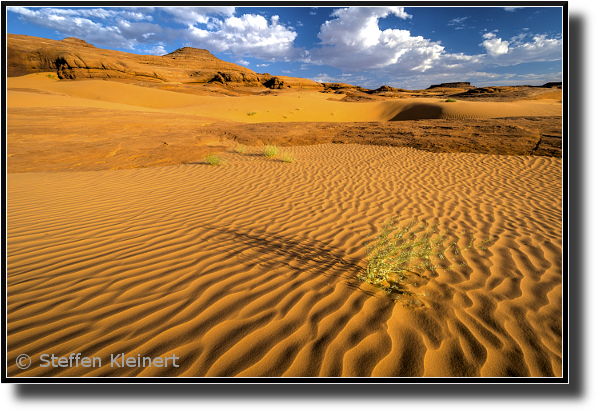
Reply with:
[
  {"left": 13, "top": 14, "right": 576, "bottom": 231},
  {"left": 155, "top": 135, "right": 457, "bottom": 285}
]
[
  {"left": 309, "top": 7, "right": 449, "bottom": 73},
  {"left": 7, "top": 7, "right": 161, "bottom": 49},
  {"left": 256, "top": 63, "right": 270, "bottom": 67},
  {"left": 143, "top": 44, "right": 167, "bottom": 55},
  {"left": 236, "top": 59, "right": 250, "bottom": 66},
  {"left": 448, "top": 16, "right": 469, "bottom": 29},
  {"left": 480, "top": 32, "right": 510, "bottom": 56},
  {"left": 186, "top": 14, "right": 303, "bottom": 61},
  {"left": 504, "top": 7, "right": 524, "bottom": 12},
  {"left": 160, "top": 7, "right": 235, "bottom": 26},
  {"left": 480, "top": 31, "right": 562, "bottom": 64}
]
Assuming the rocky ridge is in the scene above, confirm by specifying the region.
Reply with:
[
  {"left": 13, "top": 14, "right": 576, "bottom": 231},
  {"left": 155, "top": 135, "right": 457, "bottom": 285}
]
[{"left": 7, "top": 33, "right": 322, "bottom": 89}]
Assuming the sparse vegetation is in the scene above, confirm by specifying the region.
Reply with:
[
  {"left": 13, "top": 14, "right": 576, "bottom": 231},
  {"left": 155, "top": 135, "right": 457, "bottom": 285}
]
[
  {"left": 46, "top": 74, "right": 56, "bottom": 79},
  {"left": 248, "top": 111, "right": 258, "bottom": 116},
  {"left": 263, "top": 144, "right": 280, "bottom": 158},
  {"left": 205, "top": 153, "right": 227, "bottom": 166},
  {"left": 235, "top": 144, "right": 247, "bottom": 154},
  {"left": 357, "top": 216, "right": 489, "bottom": 304},
  {"left": 445, "top": 98, "right": 458, "bottom": 102},
  {"left": 281, "top": 151, "right": 296, "bottom": 163}
]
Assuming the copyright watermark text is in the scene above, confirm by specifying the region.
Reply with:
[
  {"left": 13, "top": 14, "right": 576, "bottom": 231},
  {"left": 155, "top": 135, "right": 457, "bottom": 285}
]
[{"left": 16, "top": 353, "right": 179, "bottom": 369}]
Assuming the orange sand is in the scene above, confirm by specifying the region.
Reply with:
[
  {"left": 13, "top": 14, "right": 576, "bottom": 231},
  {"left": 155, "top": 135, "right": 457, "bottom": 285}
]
[
  {"left": 6, "top": 73, "right": 562, "bottom": 377},
  {"left": 8, "top": 73, "right": 562, "bottom": 122}
]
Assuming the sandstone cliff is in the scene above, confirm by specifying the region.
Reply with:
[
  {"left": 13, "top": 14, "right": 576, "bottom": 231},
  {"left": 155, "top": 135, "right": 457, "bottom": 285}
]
[{"left": 7, "top": 33, "right": 322, "bottom": 89}]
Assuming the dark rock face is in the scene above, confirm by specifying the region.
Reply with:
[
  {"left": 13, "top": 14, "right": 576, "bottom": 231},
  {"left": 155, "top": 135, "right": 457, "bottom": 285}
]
[
  {"left": 263, "top": 77, "right": 290, "bottom": 89},
  {"left": 427, "top": 82, "right": 473, "bottom": 89},
  {"left": 542, "top": 82, "right": 562, "bottom": 88}
]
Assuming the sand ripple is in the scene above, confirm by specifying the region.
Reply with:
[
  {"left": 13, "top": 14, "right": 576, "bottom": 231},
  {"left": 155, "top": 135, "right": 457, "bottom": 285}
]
[{"left": 7, "top": 144, "right": 562, "bottom": 377}]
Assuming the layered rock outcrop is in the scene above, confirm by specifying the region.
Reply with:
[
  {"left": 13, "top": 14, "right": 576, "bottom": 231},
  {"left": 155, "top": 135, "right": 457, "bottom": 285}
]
[{"left": 7, "top": 33, "right": 323, "bottom": 89}]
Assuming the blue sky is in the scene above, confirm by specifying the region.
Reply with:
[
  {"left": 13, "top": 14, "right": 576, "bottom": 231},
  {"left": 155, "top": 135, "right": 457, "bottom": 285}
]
[{"left": 6, "top": 5, "right": 563, "bottom": 89}]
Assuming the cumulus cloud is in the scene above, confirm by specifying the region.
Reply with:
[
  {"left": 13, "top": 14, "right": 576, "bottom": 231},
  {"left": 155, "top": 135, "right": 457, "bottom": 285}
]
[
  {"left": 143, "top": 44, "right": 167, "bottom": 55},
  {"left": 480, "top": 32, "right": 510, "bottom": 56},
  {"left": 307, "top": 8, "right": 561, "bottom": 88},
  {"left": 236, "top": 59, "right": 250, "bottom": 66},
  {"left": 8, "top": 6, "right": 304, "bottom": 62},
  {"left": 160, "top": 7, "right": 235, "bottom": 26},
  {"left": 7, "top": 6, "right": 164, "bottom": 49},
  {"left": 480, "top": 31, "right": 562, "bottom": 64},
  {"left": 185, "top": 14, "right": 304, "bottom": 61},
  {"left": 308, "top": 7, "right": 457, "bottom": 73}
]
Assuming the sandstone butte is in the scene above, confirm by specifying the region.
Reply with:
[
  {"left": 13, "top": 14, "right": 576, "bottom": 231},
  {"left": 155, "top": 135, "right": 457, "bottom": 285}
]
[{"left": 6, "top": 33, "right": 323, "bottom": 90}]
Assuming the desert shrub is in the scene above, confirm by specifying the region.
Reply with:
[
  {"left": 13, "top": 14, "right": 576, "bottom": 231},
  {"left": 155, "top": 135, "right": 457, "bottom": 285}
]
[
  {"left": 445, "top": 98, "right": 458, "bottom": 102},
  {"left": 281, "top": 151, "right": 296, "bottom": 163},
  {"left": 248, "top": 111, "right": 258, "bottom": 116},
  {"left": 357, "top": 216, "right": 489, "bottom": 303},
  {"left": 235, "top": 144, "right": 246, "bottom": 154},
  {"left": 205, "top": 154, "right": 227, "bottom": 166},
  {"left": 263, "top": 144, "right": 280, "bottom": 158}
]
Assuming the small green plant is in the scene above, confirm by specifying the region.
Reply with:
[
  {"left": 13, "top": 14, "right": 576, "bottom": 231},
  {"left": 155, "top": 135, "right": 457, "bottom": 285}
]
[
  {"left": 235, "top": 144, "right": 247, "bottom": 154},
  {"left": 357, "top": 216, "right": 489, "bottom": 303},
  {"left": 46, "top": 74, "right": 56, "bottom": 79},
  {"left": 445, "top": 98, "right": 458, "bottom": 102},
  {"left": 263, "top": 144, "right": 280, "bottom": 158},
  {"left": 281, "top": 151, "right": 296, "bottom": 163},
  {"left": 248, "top": 111, "right": 258, "bottom": 116},
  {"left": 205, "top": 154, "right": 227, "bottom": 166}
]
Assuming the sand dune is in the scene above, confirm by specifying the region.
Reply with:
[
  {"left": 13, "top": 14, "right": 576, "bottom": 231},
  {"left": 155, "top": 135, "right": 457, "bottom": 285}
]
[
  {"left": 8, "top": 73, "right": 562, "bottom": 123},
  {"left": 7, "top": 144, "right": 562, "bottom": 377},
  {"left": 7, "top": 72, "right": 562, "bottom": 377}
]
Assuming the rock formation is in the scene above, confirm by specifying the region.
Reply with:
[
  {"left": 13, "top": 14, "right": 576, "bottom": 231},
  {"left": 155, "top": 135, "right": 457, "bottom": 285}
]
[
  {"left": 427, "top": 82, "right": 474, "bottom": 89},
  {"left": 7, "top": 33, "right": 323, "bottom": 89}
]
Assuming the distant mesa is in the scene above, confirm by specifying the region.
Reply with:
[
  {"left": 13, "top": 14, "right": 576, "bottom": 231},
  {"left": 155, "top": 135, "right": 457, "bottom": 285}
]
[
  {"left": 427, "top": 82, "right": 474, "bottom": 89},
  {"left": 541, "top": 82, "right": 562, "bottom": 89}
]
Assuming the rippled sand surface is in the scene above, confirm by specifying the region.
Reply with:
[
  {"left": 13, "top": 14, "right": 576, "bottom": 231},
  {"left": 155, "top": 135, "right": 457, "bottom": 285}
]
[{"left": 7, "top": 144, "right": 562, "bottom": 377}]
